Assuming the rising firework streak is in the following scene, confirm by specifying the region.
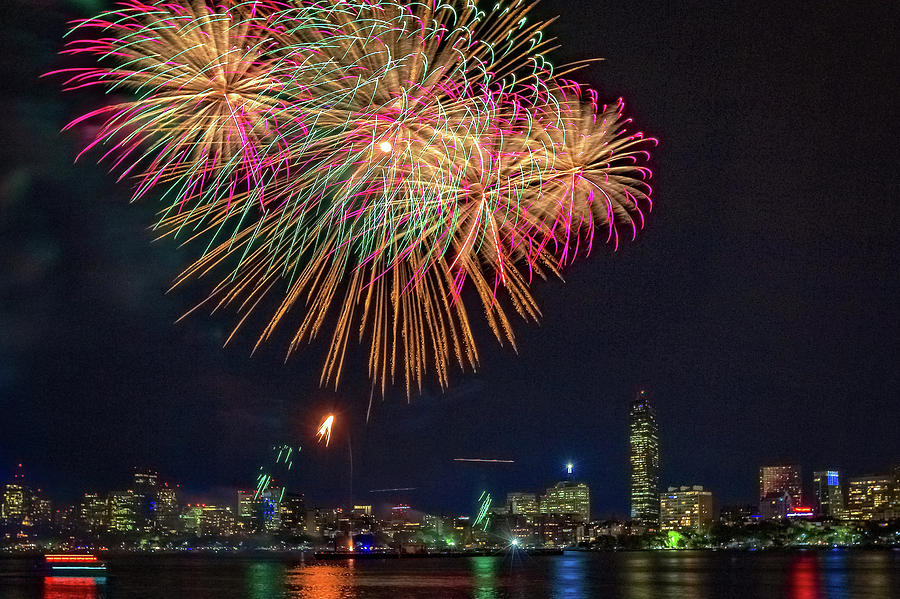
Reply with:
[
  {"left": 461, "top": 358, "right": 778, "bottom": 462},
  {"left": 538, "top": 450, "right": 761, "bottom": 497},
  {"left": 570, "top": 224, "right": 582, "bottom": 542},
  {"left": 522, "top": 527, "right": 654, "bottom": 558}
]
[
  {"left": 369, "top": 487, "right": 418, "bottom": 493},
  {"left": 316, "top": 415, "right": 334, "bottom": 447}
]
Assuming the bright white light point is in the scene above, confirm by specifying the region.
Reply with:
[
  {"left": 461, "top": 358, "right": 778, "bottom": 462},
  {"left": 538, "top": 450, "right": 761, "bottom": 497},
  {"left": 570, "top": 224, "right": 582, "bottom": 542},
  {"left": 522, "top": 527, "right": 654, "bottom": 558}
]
[
  {"left": 511, "top": 539, "right": 519, "bottom": 546},
  {"left": 378, "top": 141, "right": 392, "bottom": 152}
]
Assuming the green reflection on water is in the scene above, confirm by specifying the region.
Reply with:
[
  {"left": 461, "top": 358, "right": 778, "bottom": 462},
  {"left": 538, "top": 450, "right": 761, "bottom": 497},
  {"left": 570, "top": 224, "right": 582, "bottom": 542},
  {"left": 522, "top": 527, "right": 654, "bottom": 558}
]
[
  {"left": 246, "top": 561, "right": 285, "bottom": 599},
  {"left": 471, "top": 557, "right": 499, "bottom": 599}
]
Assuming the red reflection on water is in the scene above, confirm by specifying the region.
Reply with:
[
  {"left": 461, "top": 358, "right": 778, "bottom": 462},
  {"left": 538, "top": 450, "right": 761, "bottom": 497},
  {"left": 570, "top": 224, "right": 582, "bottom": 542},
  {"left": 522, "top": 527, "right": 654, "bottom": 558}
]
[
  {"left": 43, "top": 577, "right": 99, "bottom": 599},
  {"left": 787, "top": 556, "right": 822, "bottom": 599}
]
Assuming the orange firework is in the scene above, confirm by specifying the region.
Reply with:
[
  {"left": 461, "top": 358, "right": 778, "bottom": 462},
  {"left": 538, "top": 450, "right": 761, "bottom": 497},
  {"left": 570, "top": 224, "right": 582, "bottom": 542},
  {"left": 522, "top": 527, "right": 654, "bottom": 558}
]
[{"left": 316, "top": 415, "right": 334, "bottom": 447}]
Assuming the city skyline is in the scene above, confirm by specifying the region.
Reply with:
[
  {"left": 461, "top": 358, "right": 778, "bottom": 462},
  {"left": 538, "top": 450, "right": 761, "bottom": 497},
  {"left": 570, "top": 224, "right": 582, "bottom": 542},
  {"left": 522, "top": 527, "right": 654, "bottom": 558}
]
[
  {"left": 2, "top": 0, "right": 898, "bottom": 522},
  {"left": 4, "top": 392, "right": 898, "bottom": 521}
]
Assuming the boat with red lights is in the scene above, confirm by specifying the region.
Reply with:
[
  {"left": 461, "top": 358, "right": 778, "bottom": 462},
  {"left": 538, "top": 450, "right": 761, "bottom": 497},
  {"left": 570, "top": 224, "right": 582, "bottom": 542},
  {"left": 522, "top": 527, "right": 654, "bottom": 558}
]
[{"left": 42, "top": 554, "right": 107, "bottom": 576}]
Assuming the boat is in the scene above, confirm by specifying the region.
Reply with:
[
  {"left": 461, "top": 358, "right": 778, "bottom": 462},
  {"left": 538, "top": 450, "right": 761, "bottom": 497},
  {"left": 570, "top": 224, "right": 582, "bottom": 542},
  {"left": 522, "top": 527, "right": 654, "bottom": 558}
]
[{"left": 42, "top": 554, "right": 107, "bottom": 576}]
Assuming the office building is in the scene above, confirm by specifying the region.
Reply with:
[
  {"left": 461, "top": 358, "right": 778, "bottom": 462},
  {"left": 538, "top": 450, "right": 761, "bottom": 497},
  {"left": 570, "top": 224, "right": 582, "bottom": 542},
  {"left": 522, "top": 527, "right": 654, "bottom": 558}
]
[
  {"left": 812, "top": 470, "right": 844, "bottom": 518},
  {"left": 630, "top": 390, "right": 660, "bottom": 526},
  {"left": 659, "top": 485, "right": 714, "bottom": 532},
  {"left": 759, "top": 465, "right": 802, "bottom": 510},
  {"left": 541, "top": 482, "right": 590, "bottom": 523},
  {"left": 847, "top": 475, "right": 892, "bottom": 521},
  {"left": 507, "top": 492, "right": 539, "bottom": 523}
]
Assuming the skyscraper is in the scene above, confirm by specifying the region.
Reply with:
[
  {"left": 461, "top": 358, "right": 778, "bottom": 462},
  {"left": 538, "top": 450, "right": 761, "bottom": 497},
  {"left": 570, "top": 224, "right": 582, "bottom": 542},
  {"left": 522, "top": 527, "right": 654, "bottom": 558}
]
[
  {"left": 812, "top": 470, "right": 844, "bottom": 518},
  {"left": 630, "top": 390, "right": 660, "bottom": 526},
  {"left": 759, "top": 464, "right": 803, "bottom": 510}
]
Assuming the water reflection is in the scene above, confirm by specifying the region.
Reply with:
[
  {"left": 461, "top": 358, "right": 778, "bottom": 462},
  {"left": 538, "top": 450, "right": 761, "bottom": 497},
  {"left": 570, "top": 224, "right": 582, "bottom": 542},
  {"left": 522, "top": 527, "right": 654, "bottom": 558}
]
[
  {"left": 551, "top": 554, "right": 587, "bottom": 599},
  {"left": 821, "top": 551, "right": 849, "bottom": 599},
  {"left": 42, "top": 577, "right": 104, "bottom": 599},
  {"left": 471, "top": 556, "right": 499, "bottom": 599},
  {"left": 786, "top": 555, "right": 821, "bottom": 599},
  {"left": 621, "top": 552, "right": 709, "bottom": 599},
  {"left": 848, "top": 552, "right": 896, "bottom": 599},
  {"left": 286, "top": 562, "right": 353, "bottom": 599},
  {"left": 245, "top": 561, "right": 285, "bottom": 599}
]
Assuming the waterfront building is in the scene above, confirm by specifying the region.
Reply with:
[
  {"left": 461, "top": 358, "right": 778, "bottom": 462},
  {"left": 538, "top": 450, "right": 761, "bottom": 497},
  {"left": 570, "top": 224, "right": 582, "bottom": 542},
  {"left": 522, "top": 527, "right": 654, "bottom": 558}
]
[
  {"left": 236, "top": 490, "right": 260, "bottom": 532},
  {"left": 260, "top": 486, "right": 283, "bottom": 532},
  {"left": 80, "top": 493, "right": 109, "bottom": 531},
  {"left": 199, "top": 505, "right": 235, "bottom": 536},
  {"left": 629, "top": 390, "right": 660, "bottom": 526},
  {"left": 812, "top": 470, "right": 845, "bottom": 518},
  {"left": 759, "top": 464, "right": 802, "bottom": 510},
  {"left": 1, "top": 484, "right": 25, "bottom": 522},
  {"left": 541, "top": 482, "right": 590, "bottom": 523},
  {"left": 659, "top": 485, "right": 714, "bottom": 532},
  {"left": 847, "top": 475, "right": 893, "bottom": 521},
  {"left": 507, "top": 492, "right": 539, "bottom": 523},
  {"left": 181, "top": 504, "right": 203, "bottom": 533},
  {"left": 280, "top": 492, "right": 306, "bottom": 534},
  {"left": 759, "top": 490, "right": 790, "bottom": 520},
  {"left": 109, "top": 491, "right": 138, "bottom": 532},
  {"left": 155, "top": 485, "right": 181, "bottom": 534},
  {"left": 132, "top": 469, "right": 158, "bottom": 531}
]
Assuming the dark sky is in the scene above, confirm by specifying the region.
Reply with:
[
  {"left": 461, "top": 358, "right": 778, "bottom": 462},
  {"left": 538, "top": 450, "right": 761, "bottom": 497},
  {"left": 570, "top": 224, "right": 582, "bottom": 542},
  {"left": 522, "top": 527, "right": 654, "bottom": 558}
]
[{"left": 1, "top": 0, "right": 897, "bottom": 517}]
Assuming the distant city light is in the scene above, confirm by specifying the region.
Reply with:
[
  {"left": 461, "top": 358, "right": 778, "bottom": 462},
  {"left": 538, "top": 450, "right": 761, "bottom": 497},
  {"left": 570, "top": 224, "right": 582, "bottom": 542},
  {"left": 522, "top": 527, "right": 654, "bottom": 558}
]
[{"left": 566, "top": 463, "right": 573, "bottom": 475}]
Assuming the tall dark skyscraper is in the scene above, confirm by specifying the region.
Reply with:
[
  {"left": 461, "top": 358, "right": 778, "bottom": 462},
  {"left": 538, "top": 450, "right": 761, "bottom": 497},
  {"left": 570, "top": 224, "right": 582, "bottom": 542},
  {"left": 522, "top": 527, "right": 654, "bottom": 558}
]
[{"left": 630, "top": 390, "right": 660, "bottom": 526}]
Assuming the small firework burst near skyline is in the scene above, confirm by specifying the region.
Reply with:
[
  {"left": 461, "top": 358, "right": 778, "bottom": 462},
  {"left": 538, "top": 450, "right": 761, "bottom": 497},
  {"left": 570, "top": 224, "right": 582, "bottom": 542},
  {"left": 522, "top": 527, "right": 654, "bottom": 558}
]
[{"left": 52, "top": 0, "right": 655, "bottom": 395}]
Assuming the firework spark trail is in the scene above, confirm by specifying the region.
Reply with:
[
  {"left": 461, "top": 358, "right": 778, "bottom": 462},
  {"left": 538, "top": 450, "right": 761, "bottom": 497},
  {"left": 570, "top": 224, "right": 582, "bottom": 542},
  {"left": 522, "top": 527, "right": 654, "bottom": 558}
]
[
  {"left": 316, "top": 414, "right": 334, "bottom": 446},
  {"left": 55, "top": 0, "right": 656, "bottom": 395}
]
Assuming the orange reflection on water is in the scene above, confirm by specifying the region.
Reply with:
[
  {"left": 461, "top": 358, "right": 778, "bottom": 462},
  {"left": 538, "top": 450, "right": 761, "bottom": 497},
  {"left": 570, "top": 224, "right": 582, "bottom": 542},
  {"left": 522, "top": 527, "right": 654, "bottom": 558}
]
[
  {"left": 286, "top": 562, "right": 353, "bottom": 599},
  {"left": 43, "top": 577, "right": 100, "bottom": 599}
]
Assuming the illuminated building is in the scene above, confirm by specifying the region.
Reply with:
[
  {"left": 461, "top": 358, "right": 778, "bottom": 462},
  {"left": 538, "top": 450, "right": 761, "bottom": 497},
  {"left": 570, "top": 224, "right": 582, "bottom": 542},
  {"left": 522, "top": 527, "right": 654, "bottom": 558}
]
[
  {"left": 199, "top": 505, "right": 235, "bottom": 536},
  {"left": 109, "top": 491, "right": 138, "bottom": 531},
  {"left": 536, "top": 514, "right": 586, "bottom": 546},
  {"left": 1, "top": 484, "right": 25, "bottom": 522},
  {"left": 260, "top": 486, "right": 283, "bottom": 532},
  {"left": 812, "top": 470, "right": 844, "bottom": 518},
  {"left": 236, "top": 490, "right": 260, "bottom": 532},
  {"left": 280, "top": 492, "right": 306, "bottom": 534},
  {"left": 847, "top": 475, "right": 893, "bottom": 521},
  {"left": 181, "top": 504, "right": 203, "bottom": 533},
  {"left": 352, "top": 505, "right": 372, "bottom": 516},
  {"left": 80, "top": 493, "right": 109, "bottom": 531},
  {"left": 540, "top": 481, "right": 590, "bottom": 523},
  {"left": 132, "top": 469, "right": 158, "bottom": 531},
  {"left": 759, "top": 464, "right": 802, "bottom": 510},
  {"left": 759, "top": 490, "right": 790, "bottom": 520},
  {"left": 659, "top": 486, "right": 714, "bottom": 532},
  {"left": 507, "top": 492, "right": 539, "bottom": 523},
  {"left": 390, "top": 504, "right": 412, "bottom": 527},
  {"left": 893, "top": 464, "right": 900, "bottom": 513},
  {"left": 629, "top": 390, "right": 660, "bottom": 526},
  {"left": 155, "top": 485, "right": 181, "bottom": 533}
]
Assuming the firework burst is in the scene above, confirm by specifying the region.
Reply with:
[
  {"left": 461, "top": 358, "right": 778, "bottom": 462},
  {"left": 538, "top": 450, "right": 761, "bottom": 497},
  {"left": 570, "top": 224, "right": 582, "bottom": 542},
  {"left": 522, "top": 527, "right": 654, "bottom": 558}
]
[{"left": 55, "top": 0, "right": 655, "bottom": 394}]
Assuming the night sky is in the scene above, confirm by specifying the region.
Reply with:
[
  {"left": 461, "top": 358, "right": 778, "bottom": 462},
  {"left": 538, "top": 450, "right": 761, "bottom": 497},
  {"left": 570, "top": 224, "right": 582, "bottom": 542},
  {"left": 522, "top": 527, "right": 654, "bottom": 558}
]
[{"left": 1, "top": 0, "right": 897, "bottom": 517}]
